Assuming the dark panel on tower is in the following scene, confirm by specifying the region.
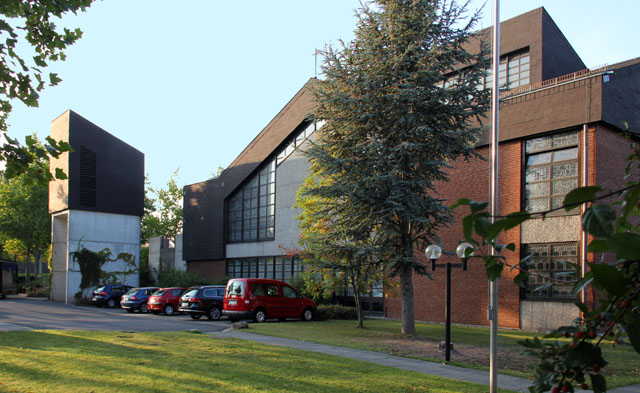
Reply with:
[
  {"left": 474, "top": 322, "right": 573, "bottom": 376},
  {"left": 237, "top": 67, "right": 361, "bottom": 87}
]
[{"left": 49, "top": 110, "right": 144, "bottom": 217}]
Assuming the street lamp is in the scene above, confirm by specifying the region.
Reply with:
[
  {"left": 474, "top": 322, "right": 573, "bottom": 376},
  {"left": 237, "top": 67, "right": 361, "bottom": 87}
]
[{"left": 426, "top": 242, "right": 474, "bottom": 361}]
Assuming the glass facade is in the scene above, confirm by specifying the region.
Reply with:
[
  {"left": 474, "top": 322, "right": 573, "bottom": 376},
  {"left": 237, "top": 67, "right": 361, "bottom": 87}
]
[
  {"left": 227, "top": 159, "right": 276, "bottom": 243},
  {"left": 524, "top": 130, "right": 580, "bottom": 214},
  {"left": 226, "top": 256, "right": 302, "bottom": 283},
  {"left": 523, "top": 243, "right": 578, "bottom": 300}
]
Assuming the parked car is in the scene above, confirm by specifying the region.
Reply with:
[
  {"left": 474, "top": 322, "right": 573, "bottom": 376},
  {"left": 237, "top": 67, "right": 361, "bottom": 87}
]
[
  {"left": 223, "top": 278, "right": 316, "bottom": 323},
  {"left": 91, "top": 284, "right": 132, "bottom": 308},
  {"left": 121, "top": 287, "right": 159, "bottom": 313},
  {"left": 178, "top": 285, "right": 225, "bottom": 320},
  {"left": 147, "top": 287, "right": 186, "bottom": 315}
]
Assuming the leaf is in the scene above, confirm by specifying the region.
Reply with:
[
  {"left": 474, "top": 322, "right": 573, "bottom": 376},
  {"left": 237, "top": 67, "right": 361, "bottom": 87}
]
[
  {"left": 589, "top": 373, "right": 606, "bottom": 393},
  {"left": 589, "top": 263, "right": 626, "bottom": 297},
  {"left": 513, "top": 272, "right": 527, "bottom": 287},
  {"left": 485, "top": 262, "right": 504, "bottom": 281},
  {"left": 49, "top": 72, "right": 62, "bottom": 86},
  {"left": 462, "top": 215, "right": 474, "bottom": 241},
  {"left": 574, "top": 301, "right": 589, "bottom": 313},
  {"left": 572, "top": 276, "right": 593, "bottom": 296},
  {"left": 55, "top": 168, "right": 68, "bottom": 180},
  {"left": 563, "top": 186, "right": 601, "bottom": 211},
  {"left": 623, "top": 319, "right": 640, "bottom": 353},
  {"left": 582, "top": 204, "right": 616, "bottom": 237},
  {"left": 474, "top": 216, "right": 491, "bottom": 237},
  {"left": 450, "top": 198, "right": 471, "bottom": 210},
  {"left": 587, "top": 239, "right": 609, "bottom": 253},
  {"left": 607, "top": 233, "right": 640, "bottom": 260}
]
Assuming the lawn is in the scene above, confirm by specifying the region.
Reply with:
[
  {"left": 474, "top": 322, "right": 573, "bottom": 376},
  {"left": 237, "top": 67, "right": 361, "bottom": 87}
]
[
  {"left": 247, "top": 319, "right": 640, "bottom": 389},
  {"left": 0, "top": 330, "right": 516, "bottom": 393}
]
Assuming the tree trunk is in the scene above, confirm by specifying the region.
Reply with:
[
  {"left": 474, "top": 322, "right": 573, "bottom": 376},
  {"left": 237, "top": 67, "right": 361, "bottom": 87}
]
[
  {"left": 34, "top": 248, "right": 41, "bottom": 278},
  {"left": 25, "top": 251, "right": 31, "bottom": 285},
  {"left": 400, "top": 262, "right": 415, "bottom": 335},
  {"left": 351, "top": 276, "right": 364, "bottom": 328}
]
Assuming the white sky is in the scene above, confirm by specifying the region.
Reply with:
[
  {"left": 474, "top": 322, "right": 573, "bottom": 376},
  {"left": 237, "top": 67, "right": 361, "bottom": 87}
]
[{"left": 4, "top": 0, "right": 639, "bottom": 190}]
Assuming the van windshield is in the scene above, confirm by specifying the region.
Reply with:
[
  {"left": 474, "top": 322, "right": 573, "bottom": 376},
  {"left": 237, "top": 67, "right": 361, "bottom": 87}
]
[{"left": 226, "top": 280, "right": 245, "bottom": 296}]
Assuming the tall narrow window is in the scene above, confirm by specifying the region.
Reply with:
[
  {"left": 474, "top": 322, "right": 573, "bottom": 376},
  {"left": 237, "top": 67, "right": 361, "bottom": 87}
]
[
  {"left": 226, "top": 158, "right": 276, "bottom": 243},
  {"left": 524, "top": 130, "right": 579, "bottom": 214}
]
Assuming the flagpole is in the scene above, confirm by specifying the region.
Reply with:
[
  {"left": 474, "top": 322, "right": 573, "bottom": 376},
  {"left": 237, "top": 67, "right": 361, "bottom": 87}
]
[{"left": 489, "top": 0, "right": 500, "bottom": 392}]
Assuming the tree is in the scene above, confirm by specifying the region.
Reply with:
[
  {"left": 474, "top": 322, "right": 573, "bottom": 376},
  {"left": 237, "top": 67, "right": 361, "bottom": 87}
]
[
  {"left": 453, "top": 129, "right": 640, "bottom": 393},
  {"left": 0, "top": 0, "right": 94, "bottom": 182},
  {"left": 303, "top": 0, "right": 489, "bottom": 335},
  {"left": 297, "top": 176, "right": 386, "bottom": 328},
  {"left": 141, "top": 169, "right": 183, "bottom": 245},
  {"left": 0, "top": 135, "right": 51, "bottom": 283}
]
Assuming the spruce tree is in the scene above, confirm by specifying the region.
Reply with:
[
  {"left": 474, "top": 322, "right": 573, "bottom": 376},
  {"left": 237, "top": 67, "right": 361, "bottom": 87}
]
[{"left": 303, "top": 0, "right": 489, "bottom": 335}]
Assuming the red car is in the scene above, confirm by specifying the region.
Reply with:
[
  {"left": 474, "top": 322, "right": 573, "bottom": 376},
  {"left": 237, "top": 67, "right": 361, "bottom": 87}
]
[
  {"left": 223, "top": 278, "right": 316, "bottom": 323},
  {"left": 147, "top": 287, "right": 186, "bottom": 316}
]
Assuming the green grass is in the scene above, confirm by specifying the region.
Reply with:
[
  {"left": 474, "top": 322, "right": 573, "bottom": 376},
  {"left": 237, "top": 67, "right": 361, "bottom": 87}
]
[
  {"left": 247, "top": 319, "right": 640, "bottom": 389},
  {"left": 0, "top": 330, "right": 517, "bottom": 393}
]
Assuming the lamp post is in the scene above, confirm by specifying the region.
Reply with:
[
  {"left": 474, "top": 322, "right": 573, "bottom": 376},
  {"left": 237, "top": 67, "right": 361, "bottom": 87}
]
[{"left": 425, "top": 243, "right": 473, "bottom": 362}]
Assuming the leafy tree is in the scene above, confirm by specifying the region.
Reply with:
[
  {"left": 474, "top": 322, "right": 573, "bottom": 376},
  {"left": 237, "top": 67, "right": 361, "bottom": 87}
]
[
  {"left": 141, "top": 169, "right": 183, "bottom": 245},
  {"left": 297, "top": 176, "right": 386, "bottom": 328},
  {"left": 0, "top": 0, "right": 94, "bottom": 182},
  {"left": 0, "top": 135, "right": 51, "bottom": 283},
  {"left": 452, "top": 130, "right": 640, "bottom": 393},
  {"left": 303, "top": 0, "right": 489, "bottom": 335}
]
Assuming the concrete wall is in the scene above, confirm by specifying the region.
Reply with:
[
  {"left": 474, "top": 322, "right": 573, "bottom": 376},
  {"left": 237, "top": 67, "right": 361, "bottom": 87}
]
[
  {"left": 51, "top": 210, "right": 140, "bottom": 304},
  {"left": 521, "top": 301, "right": 579, "bottom": 332},
  {"left": 226, "top": 142, "right": 311, "bottom": 258}
]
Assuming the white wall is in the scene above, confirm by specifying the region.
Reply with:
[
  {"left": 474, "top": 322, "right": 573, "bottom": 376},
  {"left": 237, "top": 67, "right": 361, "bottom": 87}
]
[{"left": 57, "top": 209, "right": 140, "bottom": 303}]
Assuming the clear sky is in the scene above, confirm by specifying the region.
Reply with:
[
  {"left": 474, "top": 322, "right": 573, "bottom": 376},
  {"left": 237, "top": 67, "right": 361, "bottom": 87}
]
[{"left": 4, "top": 0, "right": 639, "bottom": 191}]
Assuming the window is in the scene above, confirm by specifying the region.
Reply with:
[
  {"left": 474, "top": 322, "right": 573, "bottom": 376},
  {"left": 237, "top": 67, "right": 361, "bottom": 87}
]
[
  {"left": 478, "top": 50, "right": 530, "bottom": 90},
  {"left": 523, "top": 243, "right": 578, "bottom": 300},
  {"left": 524, "top": 130, "right": 580, "bottom": 214},
  {"left": 276, "top": 120, "right": 325, "bottom": 166},
  {"left": 253, "top": 283, "right": 279, "bottom": 297},
  {"left": 227, "top": 159, "right": 275, "bottom": 243},
  {"left": 226, "top": 256, "right": 303, "bottom": 282},
  {"left": 282, "top": 285, "right": 298, "bottom": 299}
]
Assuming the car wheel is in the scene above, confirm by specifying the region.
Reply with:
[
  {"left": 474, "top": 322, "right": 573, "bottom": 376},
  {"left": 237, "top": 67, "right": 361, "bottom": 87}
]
[
  {"left": 163, "top": 304, "right": 175, "bottom": 316},
  {"left": 207, "top": 307, "right": 221, "bottom": 321},
  {"left": 302, "top": 308, "right": 314, "bottom": 321},
  {"left": 253, "top": 308, "right": 267, "bottom": 323},
  {"left": 126, "top": 308, "right": 135, "bottom": 313},
  {"left": 140, "top": 303, "right": 149, "bottom": 313},
  {"left": 106, "top": 298, "right": 117, "bottom": 308},
  {"left": 190, "top": 314, "right": 202, "bottom": 320}
]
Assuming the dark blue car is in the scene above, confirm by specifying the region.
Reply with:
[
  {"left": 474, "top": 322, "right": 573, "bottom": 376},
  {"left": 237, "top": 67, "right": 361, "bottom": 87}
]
[
  {"left": 121, "top": 287, "right": 159, "bottom": 313},
  {"left": 91, "top": 284, "right": 133, "bottom": 308}
]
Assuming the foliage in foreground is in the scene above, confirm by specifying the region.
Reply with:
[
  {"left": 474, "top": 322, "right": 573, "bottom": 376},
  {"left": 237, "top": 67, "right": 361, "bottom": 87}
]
[
  {"left": 0, "top": 330, "right": 501, "bottom": 393},
  {"left": 452, "top": 130, "right": 640, "bottom": 393},
  {"left": 301, "top": 0, "right": 490, "bottom": 336},
  {"left": 1, "top": 0, "right": 93, "bottom": 182}
]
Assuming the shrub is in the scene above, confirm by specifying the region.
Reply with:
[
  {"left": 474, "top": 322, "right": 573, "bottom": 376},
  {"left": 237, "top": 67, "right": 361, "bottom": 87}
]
[
  {"left": 155, "top": 267, "right": 210, "bottom": 288},
  {"left": 314, "top": 304, "right": 358, "bottom": 321}
]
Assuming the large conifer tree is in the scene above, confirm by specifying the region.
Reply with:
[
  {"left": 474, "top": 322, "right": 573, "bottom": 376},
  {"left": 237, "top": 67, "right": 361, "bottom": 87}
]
[{"left": 303, "top": 0, "right": 489, "bottom": 335}]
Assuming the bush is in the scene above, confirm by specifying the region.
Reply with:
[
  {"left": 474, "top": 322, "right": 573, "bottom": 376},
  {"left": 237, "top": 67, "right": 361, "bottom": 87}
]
[
  {"left": 155, "top": 267, "right": 211, "bottom": 288},
  {"left": 314, "top": 304, "right": 358, "bottom": 321}
]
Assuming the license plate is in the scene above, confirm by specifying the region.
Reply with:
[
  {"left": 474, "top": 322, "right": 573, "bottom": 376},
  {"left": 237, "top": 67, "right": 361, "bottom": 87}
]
[
  {"left": 150, "top": 302, "right": 160, "bottom": 305},
  {"left": 181, "top": 302, "right": 188, "bottom": 307},
  {"left": 228, "top": 299, "right": 237, "bottom": 306}
]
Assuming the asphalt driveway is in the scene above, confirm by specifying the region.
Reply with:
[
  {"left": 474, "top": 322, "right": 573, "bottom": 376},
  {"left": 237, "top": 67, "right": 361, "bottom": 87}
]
[{"left": 0, "top": 295, "right": 230, "bottom": 332}]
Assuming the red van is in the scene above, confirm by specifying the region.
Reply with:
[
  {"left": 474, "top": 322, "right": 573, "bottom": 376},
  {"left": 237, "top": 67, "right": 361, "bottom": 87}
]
[{"left": 223, "top": 278, "right": 316, "bottom": 323}]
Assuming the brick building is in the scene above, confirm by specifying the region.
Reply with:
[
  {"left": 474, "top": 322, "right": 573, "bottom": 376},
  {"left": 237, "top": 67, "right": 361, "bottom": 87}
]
[{"left": 182, "top": 8, "right": 640, "bottom": 330}]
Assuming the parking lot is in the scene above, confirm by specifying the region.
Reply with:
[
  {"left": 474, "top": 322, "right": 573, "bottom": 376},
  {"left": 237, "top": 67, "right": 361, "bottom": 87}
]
[{"left": 0, "top": 295, "right": 231, "bottom": 332}]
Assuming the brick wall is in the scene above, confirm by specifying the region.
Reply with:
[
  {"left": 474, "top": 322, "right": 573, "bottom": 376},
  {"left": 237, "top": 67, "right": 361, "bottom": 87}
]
[{"left": 385, "top": 141, "right": 523, "bottom": 329}]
